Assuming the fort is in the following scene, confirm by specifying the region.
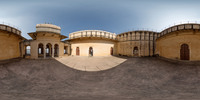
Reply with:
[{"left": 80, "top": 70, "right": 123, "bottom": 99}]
[
  {"left": 1, "top": 23, "right": 200, "bottom": 61},
  {"left": 1, "top": 23, "right": 200, "bottom": 99}
]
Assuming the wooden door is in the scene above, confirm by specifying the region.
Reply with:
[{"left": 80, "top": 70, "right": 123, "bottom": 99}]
[
  {"left": 180, "top": 44, "right": 189, "bottom": 60},
  {"left": 110, "top": 47, "right": 113, "bottom": 55},
  {"left": 76, "top": 47, "right": 80, "bottom": 56}
]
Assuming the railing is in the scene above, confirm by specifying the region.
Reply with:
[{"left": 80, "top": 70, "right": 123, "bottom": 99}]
[
  {"left": 159, "top": 23, "right": 200, "bottom": 37},
  {"left": 0, "top": 24, "right": 21, "bottom": 36},
  {"left": 69, "top": 35, "right": 116, "bottom": 40}
]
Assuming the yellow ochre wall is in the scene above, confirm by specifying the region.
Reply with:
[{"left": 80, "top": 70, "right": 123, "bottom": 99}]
[
  {"left": 0, "top": 31, "right": 21, "bottom": 60},
  {"left": 156, "top": 30, "right": 200, "bottom": 61},
  {"left": 29, "top": 33, "right": 65, "bottom": 59}
]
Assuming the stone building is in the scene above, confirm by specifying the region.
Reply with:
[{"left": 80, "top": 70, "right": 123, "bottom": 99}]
[
  {"left": 1, "top": 23, "right": 200, "bottom": 61},
  {"left": 21, "top": 24, "right": 69, "bottom": 59},
  {"left": 116, "top": 31, "right": 160, "bottom": 57},
  {"left": 0, "top": 24, "right": 25, "bottom": 60},
  {"left": 68, "top": 30, "right": 117, "bottom": 56},
  {"left": 156, "top": 23, "right": 200, "bottom": 61}
]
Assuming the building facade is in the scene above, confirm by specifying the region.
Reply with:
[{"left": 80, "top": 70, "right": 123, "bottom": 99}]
[
  {"left": 0, "top": 24, "right": 25, "bottom": 60},
  {"left": 156, "top": 23, "right": 200, "bottom": 61},
  {"left": 68, "top": 30, "right": 117, "bottom": 56},
  {"left": 116, "top": 31, "right": 160, "bottom": 57},
  {"left": 0, "top": 23, "right": 200, "bottom": 61}
]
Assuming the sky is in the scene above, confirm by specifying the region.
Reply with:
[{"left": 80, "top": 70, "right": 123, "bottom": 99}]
[{"left": 0, "top": 0, "right": 200, "bottom": 39}]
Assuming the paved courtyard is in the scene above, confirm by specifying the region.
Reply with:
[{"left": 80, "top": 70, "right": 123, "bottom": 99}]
[
  {"left": 0, "top": 57, "right": 200, "bottom": 100},
  {"left": 55, "top": 56, "right": 127, "bottom": 71}
]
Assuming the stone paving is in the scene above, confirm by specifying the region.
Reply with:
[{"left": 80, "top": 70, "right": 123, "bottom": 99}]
[
  {"left": 0, "top": 57, "right": 200, "bottom": 100},
  {"left": 55, "top": 56, "right": 127, "bottom": 71}
]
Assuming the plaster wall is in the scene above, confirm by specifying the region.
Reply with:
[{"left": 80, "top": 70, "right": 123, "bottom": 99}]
[
  {"left": 0, "top": 31, "right": 21, "bottom": 60},
  {"left": 70, "top": 39, "right": 115, "bottom": 56},
  {"left": 156, "top": 30, "right": 200, "bottom": 61}
]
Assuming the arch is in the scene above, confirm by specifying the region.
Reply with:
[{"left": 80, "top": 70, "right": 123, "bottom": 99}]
[
  {"left": 110, "top": 47, "right": 113, "bottom": 55},
  {"left": 89, "top": 47, "right": 93, "bottom": 56},
  {"left": 38, "top": 43, "right": 44, "bottom": 58},
  {"left": 54, "top": 44, "right": 59, "bottom": 57},
  {"left": 25, "top": 46, "right": 31, "bottom": 55},
  {"left": 76, "top": 47, "right": 80, "bottom": 56},
  {"left": 46, "top": 43, "right": 52, "bottom": 57},
  {"left": 180, "top": 44, "right": 190, "bottom": 60},
  {"left": 64, "top": 46, "right": 68, "bottom": 54},
  {"left": 133, "top": 46, "right": 139, "bottom": 56}
]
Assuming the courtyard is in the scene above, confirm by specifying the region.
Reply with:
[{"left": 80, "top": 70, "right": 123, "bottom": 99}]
[{"left": 0, "top": 57, "right": 200, "bottom": 100}]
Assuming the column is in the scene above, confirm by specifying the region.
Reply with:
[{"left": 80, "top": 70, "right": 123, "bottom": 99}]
[
  {"left": 44, "top": 44, "right": 46, "bottom": 59},
  {"left": 52, "top": 44, "right": 54, "bottom": 58}
]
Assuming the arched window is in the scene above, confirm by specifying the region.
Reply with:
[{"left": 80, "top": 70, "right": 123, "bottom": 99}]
[{"left": 180, "top": 44, "right": 190, "bottom": 60}]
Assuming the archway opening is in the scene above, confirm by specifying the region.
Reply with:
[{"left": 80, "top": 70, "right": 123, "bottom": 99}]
[
  {"left": 133, "top": 46, "right": 139, "bottom": 57},
  {"left": 38, "top": 43, "right": 44, "bottom": 58},
  {"left": 64, "top": 46, "right": 68, "bottom": 54},
  {"left": 76, "top": 47, "right": 80, "bottom": 56},
  {"left": 25, "top": 46, "right": 31, "bottom": 55},
  {"left": 89, "top": 47, "right": 93, "bottom": 56},
  {"left": 110, "top": 47, "right": 113, "bottom": 55},
  {"left": 54, "top": 44, "right": 59, "bottom": 57},
  {"left": 46, "top": 43, "right": 52, "bottom": 57},
  {"left": 180, "top": 44, "right": 190, "bottom": 60}
]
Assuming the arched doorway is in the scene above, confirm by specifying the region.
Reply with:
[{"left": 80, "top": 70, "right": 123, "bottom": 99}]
[
  {"left": 133, "top": 46, "right": 139, "bottom": 56},
  {"left": 89, "top": 47, "right": 93, "bottom": 56},
  {"left": 180, "top": 44, "right": 190, "bottom": 60},
  {"left": 110, "top": 47, "right": 113, "bottom": 55},
  {"left": 38, "top": 43, "right": 44, "bottom": 58},
  {"left": 76, "top": 47, "right": 80, "bottom": 56},
  {"left": 54, "top": 44, "right": 59, "bottom": 57},
  {"left": 46, "top": 43, "right": 52, "bottom": 57}
]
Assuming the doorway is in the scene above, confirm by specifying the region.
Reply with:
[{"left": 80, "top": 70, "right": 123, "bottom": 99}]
[
  {"left": 76, "top": 47, "right": 80, "bottom": 56},
  {"left": 89, "top": 47, "right": 93, "bottom": 56},
  {"left": 180, "top": 44, "right": 190, "bottom": 60}
]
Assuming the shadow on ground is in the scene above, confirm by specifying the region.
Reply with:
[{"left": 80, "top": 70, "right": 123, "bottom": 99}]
[{"left": 0, "top": 57, "right": 200, "bottom": 100}]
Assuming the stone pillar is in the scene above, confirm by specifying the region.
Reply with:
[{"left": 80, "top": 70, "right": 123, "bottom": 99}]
[
  {"left": 44, "top": 44, "right": 46, "bottom": 59},
  {"left": 52, "top": 44, "right": 54, "bottom": 58}
]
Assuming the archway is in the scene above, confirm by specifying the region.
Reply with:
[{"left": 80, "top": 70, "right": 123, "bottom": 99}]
[
  {"left": 89, "top": 47, "right": 93, "bottom": 56},
  {"left": 133, "top": 46, "right": 139, "bottom": 56},
  {"left": 54, "top": 44, "right": 59, "bottom": 57},
  {"left": 64, "top": 46, "right": 68, "bottom": 54},
  {"left": 25, "top": 46, "right": 31, "bottom": 55},
  {"left": 76, "top": 47, "right": 80, "bottom": 56},
  {"left": 46, "top": 43, "right": 52, "bottom": 57},
  {"left": 180, "top": 44, "right": 190, "bottom": 60},
  {"left": 110, "top": 47, "right": 113, "bottom": 55},
  {"left": 38, "top": 43, "right": 44, "bottom": 58}
]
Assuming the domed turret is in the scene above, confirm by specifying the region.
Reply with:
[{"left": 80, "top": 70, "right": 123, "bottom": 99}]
[{"left": 36, "top": 24, "right": 61, "bottom": 34}]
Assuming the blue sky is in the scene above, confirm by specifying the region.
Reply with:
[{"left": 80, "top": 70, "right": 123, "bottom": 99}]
[{"left": 0, "top": 0, "right": 200, "bottom": 39}]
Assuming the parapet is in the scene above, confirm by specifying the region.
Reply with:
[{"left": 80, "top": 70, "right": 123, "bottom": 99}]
[
  {"left": 0, "top": 24, "right": 21, "bottom": 36},
  {"left": 69, "top": 30, "right": 116, "bottom": 40}
]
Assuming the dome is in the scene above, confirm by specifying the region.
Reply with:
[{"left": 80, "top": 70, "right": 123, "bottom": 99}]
[{"left": 36, "top": 24, "right": 61, "bottom": 34}]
